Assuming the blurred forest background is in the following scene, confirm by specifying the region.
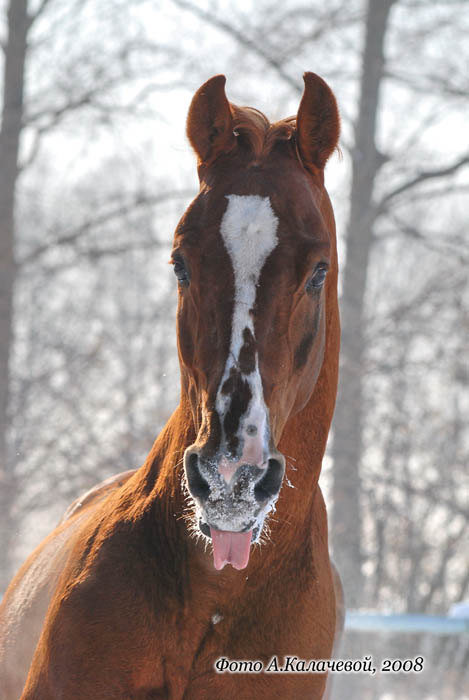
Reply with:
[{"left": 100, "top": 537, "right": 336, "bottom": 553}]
[{"left": 0, "top": 0, "right": 468, "bottom": 698}]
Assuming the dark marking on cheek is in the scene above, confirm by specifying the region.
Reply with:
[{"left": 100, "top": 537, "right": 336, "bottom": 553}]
[
  {"left": 312, "top": 304, "right": 321, "bottom": 336},
  {"left": 294, "top": 306, "right": 322, "bottom": 370},
  {"left": 238, "top": 327, "right": 256, "bottom": 374},
  {"left": 294, "top": 332, "right": 314, "bottom": 370}
]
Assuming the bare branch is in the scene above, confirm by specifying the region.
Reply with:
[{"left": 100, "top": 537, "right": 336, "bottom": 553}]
[
  {"left": 386, "top": 68, "right": 469, "bottom": 100},
  {"left": 18, "top": 128, "right": 42, "bottom": 171},
  {"left": 76, "top": 240, "right": 167, "bottom": 261},
  {"left": 18, "top": 190, "right": 195, "bottom": 266},
  {"left": 20, "top": 75, "right": 188, "bottom": 171},
  {"left": 375, "top": 212, "right": 469, "bottom": 265},
  {"left": 377, "top": 152, "right": 469, "bottom": 211},
  {"left": 366, "top": 477, "right": 469, "bottom": 521},
  {"left": 27, "top": 0, "right": 55, "bottom": 27},
  {"left": 24, "top": 87, "right": 108, "bottom": 129},
  {"left": 170, "top": 0, "right": 301, "bottom": 93}
]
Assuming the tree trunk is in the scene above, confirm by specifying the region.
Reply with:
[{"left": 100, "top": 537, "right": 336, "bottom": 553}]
[
  {"left": 331, "top": 0, "right": 395, "bottom": 609},
  {"left": 0, "top": 0, "right": 29, "bottom": 592}
]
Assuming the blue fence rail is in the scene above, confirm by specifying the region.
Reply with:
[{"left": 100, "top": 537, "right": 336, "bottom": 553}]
[{"left": 345, "top": 612, "right": 469, "bottom": 636}]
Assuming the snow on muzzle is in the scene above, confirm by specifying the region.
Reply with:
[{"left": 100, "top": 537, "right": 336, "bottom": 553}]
[{"left": 183, "top": 448, "right": 286, "bottom": 570}]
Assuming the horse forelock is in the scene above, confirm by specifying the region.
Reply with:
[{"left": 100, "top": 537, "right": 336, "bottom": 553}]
[{"left": 230, "top": 104, "right": 297, "bottom": 163}]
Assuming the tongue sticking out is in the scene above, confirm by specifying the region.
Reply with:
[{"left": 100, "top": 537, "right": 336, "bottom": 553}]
[{"left": 210, "top": 528, "right": 253, "bottom": 570}]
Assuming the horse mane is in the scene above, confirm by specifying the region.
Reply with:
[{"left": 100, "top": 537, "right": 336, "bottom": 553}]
[{"left": 230, "top": 104, "right": 297, "bottom": 162}]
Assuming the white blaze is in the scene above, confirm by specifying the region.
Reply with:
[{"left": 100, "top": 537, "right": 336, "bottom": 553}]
[{"left": 216, "top": 194, "right": 279, "bottom": 470}]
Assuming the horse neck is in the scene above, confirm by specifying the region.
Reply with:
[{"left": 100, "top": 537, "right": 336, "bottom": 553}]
[{"left": 136, "top": 399, "right": 195, "bottom": 508}]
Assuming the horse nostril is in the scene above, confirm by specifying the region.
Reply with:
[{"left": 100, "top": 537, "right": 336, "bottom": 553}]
[
  {"left": 254, "top": 458, "right": 285, "bottom": 503},
  {"left": 185, "top": 452, "right": 210, "bottom": 502}
]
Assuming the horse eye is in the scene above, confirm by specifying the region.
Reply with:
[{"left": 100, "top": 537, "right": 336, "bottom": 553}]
[
  {"left": 172, "top": 258, "right": 189, "bottom": 286},
  {"left": 306, "top": 264, "right": 328, "bottom": 292}
]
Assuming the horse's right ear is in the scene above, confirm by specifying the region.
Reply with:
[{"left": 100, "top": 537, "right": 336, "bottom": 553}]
[{"left": 186, "top": 75, "right": 236, "bottom": 165}]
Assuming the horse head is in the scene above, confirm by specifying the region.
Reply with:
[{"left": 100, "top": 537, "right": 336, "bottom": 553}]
[{"left": 173, "top": 73, "right": 340, "bottom": 570}]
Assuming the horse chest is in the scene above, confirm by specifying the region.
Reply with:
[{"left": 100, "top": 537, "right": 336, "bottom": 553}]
[{"left": 143, "top": 581, "right": 332, "bottom": 699}]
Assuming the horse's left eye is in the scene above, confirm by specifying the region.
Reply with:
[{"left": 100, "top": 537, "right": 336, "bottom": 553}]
[
  {"left": 172, "top": 258, "right": 189, "bottom": 286},
  {"left": 306, "top": 264, "right": 328, "bottom": 292}
]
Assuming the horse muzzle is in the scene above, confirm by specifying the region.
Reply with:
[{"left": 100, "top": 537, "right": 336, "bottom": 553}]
[{"left": 183, "top": 447, "right": 286, "bottom": 569}]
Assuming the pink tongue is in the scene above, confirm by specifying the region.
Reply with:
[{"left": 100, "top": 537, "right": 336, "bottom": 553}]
[{"left": 210, "top": 528, "right": 253, "bottom": 570}]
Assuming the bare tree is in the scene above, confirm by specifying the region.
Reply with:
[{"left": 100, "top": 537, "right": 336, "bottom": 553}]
[
  {"left": 330, "top": 0, "right": 397, "bottom": 607},
  {"left": 331, "top": 0, "right": 469, "bottom": 608},
  {"left": 0, "top": 0, "right": 30, "bottom": 592}
]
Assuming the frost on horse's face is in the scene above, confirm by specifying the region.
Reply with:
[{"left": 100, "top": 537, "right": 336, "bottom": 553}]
[{"left": 172, "top": 75, "right": 339, "bottom": 570}]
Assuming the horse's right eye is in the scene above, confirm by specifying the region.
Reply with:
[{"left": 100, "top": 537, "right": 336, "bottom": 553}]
[{"left": 172, "top": 258, "right": 189, "bottom": 286}]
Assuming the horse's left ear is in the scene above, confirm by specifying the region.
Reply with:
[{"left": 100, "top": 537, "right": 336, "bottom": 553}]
[
  {"left": 186, "top": 74, "right": 235, "bottom": 165},
  {"left": 296, "top": 72, "right": 340, "bottom": 172}
]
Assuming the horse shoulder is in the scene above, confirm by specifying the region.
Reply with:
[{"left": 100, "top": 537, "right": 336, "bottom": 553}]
[
  {"left": 0, "top": 508, "right": 93, "bottom": 699},
  {"left": 0, "top": 470, "right": 136, "bottom": 700},
  {"left": 20, "top": 512, "right": 176, "bottom": 698}
]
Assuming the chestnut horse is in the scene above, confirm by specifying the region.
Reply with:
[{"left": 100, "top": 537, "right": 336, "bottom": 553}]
[{"left": 0, "top": 72, "right": 343, "bottom": 699}]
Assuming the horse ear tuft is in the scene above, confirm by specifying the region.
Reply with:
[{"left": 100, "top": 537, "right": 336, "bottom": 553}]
[
  {"left": 296, "top": 72, "right": 340, "bottom": 172},
  {"left": 186, "top": 75, "right": 235, "bottom": 165}
]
